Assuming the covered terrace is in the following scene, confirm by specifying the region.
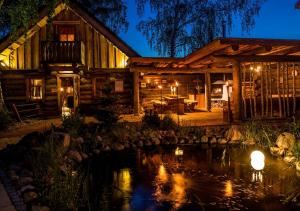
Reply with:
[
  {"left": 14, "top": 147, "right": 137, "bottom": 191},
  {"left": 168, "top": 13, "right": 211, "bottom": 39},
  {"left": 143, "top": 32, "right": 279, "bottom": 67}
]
[{"left": 128, "top": 38, "right": 300, "bottom": 122}]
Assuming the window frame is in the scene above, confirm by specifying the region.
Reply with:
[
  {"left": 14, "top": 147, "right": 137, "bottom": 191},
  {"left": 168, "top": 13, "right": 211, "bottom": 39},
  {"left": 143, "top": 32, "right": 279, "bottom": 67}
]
[
  {"left": 56, "top": 25, "right": 76, "bottom": 42},
  {"left": 26, "top": 78, "right": 45, "bottom": 102}
]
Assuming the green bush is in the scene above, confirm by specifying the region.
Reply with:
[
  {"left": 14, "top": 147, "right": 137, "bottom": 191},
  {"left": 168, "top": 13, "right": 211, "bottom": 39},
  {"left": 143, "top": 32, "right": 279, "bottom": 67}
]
[
  {"left": 62, "top": 111, "right": 84, "bottom": 137},
  {"left": 141, "top": 110, "right": 160, "bottom": 129},
  {"left": 0, "top": 110, "right": 12, "bottom": 131},
  {"left": 94, "top": 85, "right": 120, "bottom": 127},
  {"left": 293, "top": 143, "right": 300, "bottom": 160},
  {"left": 284, "top": 117, "right": 300, "bottom": 139},
  {"left": 242, "top": 120, "right": 279, "bottom": 147},
  {"left": 160, "top": 113, "right": 177, "bottom": 130}
]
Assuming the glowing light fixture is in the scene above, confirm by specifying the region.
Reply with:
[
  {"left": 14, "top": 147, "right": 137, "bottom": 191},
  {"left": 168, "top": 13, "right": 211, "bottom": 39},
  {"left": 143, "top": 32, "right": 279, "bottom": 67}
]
[
  {"left": 250, "top": 150, "right": 265, "bottom": 171},
  {"left": 60, "top": 87, "right": 64, "bottom": 92},
  {"left": 175, "top": 147, "right": 183, "bottom": 156},
  {"left": 158, "top": 85, "right": 162, "bottom": 89}
]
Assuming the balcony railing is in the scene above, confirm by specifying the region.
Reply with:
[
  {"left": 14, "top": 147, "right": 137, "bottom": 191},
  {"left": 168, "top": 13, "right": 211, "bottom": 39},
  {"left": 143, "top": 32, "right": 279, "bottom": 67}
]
[{"left": 41, "top": 41, "right": 85, "bottom": 65}]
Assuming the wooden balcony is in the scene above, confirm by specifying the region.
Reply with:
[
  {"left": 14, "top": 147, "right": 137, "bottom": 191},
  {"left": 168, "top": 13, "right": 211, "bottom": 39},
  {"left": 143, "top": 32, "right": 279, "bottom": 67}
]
[{"left": 41, "top": 41, "right": 85, "bottom": 65}]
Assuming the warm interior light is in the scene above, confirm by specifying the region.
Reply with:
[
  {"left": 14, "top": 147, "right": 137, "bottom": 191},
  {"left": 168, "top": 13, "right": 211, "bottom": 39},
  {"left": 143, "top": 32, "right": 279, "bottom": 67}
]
[
  {"left": 250, "top": 150, "right": 265, "bottom": 171},
  {"left": 60, "top": 87, "right": 64, "bottom": 92},
  {"left": 158, "top": 85, "right": 162, "bottom": 89},
  {"left": 175, "top": 81, "right": 179, "bottom": 87},
  {"left": 255, "top": 66, "right": 261, "bottom": 73}
]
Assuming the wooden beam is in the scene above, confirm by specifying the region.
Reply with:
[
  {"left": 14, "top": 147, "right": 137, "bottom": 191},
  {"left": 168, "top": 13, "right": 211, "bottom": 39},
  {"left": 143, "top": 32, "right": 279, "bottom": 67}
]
[
  {"left": 129, "top": 66, "right": 233, "bottom": 74},
  {"left": 128, "top": 57, "right": 181, "bottom": 64},
  {"left": 182, "top": 40, "right": 228, "bottom": 64},
  {"left": 219, "top": 38, "right": 300, "bottom": 46},
  {"left": 214, "top": 55, "right": 300, "bottom": 62}
]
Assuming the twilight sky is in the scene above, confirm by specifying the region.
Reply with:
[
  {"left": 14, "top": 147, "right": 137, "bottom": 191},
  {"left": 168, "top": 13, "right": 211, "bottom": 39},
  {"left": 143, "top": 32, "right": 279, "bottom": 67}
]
[{"left": 119, "top": 0, "right": 300, "bottom": 57}]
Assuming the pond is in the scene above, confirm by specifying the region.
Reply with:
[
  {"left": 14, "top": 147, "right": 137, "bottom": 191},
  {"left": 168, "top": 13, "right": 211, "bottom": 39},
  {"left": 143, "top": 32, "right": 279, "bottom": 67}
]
[{"left": 85, "top": 146, "right": 300, "bottom": 211}]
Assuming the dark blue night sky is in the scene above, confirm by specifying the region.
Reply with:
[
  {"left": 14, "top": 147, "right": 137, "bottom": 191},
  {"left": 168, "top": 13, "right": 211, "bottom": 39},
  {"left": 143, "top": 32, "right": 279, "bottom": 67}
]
[{"left": 120, "top": 0, "right": 300, "bottom": 57}]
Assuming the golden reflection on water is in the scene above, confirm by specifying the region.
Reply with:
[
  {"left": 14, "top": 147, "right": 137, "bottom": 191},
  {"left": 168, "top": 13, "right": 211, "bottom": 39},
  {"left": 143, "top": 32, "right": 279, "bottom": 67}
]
[
  {"left": 224, "top": 180, "right": 233, "bottom": 197},
  {"left": 158, "top": 164, "right": 168, "bottom": 183},
  {"left": 113, "top": 168, "right": 132, "bottom": 211},
  {"left": 154, "top": 164, "right": 189, "bottom": 209},
  {"left": 171, "top": 173, "right": 188, "bottom": 208}
]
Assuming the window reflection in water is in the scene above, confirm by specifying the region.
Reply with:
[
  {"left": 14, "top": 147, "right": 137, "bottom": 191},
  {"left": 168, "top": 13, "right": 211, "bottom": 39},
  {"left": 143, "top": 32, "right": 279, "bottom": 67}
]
[
  {"left": 224, "top": 180, "right": 233, "bottom": 197},
  {"left": 154, "top": 163, "right": 189, "bottom": 208},
  {"left": 113, "top": 168, "right": 132, "bottom": 210}
]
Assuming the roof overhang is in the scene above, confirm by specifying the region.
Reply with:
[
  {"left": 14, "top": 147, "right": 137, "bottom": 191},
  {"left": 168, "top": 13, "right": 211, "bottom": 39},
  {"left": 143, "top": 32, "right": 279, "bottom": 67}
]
[{"left": 128, "top": 38, "right": 300, "bottom": 74}]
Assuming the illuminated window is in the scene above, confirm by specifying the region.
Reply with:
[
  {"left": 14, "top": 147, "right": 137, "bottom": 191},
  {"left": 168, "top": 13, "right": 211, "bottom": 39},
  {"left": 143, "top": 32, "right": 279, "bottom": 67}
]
[
  {"left": 58, "top": 26, "right": 75, "bottom": 42},
  {"left": 30, "top": 79, "right": 43, "bottom": 100}
]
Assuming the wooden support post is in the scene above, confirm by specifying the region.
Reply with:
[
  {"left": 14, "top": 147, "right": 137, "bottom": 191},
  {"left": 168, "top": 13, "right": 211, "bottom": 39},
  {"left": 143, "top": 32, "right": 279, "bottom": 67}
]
[
  {"left": 277, "top": 63, "right": 282, "bottom": 117},
  {"left": 133, "top": 71, "right": 140, "bottom": 116},
  {"left": 242, "top": 64, "right": 247, "bottom": 119},
  {"left": 261, "top": 62, "right": 264, "bottom": 117},
  {"left": 233, "top": 60, "right": 242, "bottom": 121},
  {"left": 286, "top": 63, "right": 290, "bottom": 116},
  {"left": 265, "top": 63, "right": 269, "bottom": 117},
  {"left": 253, "top": 63, "right": 257, "bottom": 117},
  {"left": 205, "top": 72, "right": 211, "bottom": 111},
  {"left": 282, "top": 63, "right": 286, "bottom": 117},
  {"left": 249, "top": 64, "right": 253, "bottom": 118},
  {"left": 293, "top": 63, "right": 296, "bottom": 116},
  {"left": 269, "top": 63, "right": 273, "bottom": 117}
]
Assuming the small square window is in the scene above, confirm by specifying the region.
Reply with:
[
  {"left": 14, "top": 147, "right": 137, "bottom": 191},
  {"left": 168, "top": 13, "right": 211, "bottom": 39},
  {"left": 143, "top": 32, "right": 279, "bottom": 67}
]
[{"left": 30, "top": 79, "right": 43, "bottom": 100}]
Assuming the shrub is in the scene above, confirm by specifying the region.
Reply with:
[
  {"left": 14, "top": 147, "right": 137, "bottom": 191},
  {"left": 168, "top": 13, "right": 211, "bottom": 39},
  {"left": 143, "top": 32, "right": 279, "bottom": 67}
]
[
  {"left": 94, "top": 85, "right": 120, "bottom": 127},
  {"left": 62, "top": 111, "right": 84, "bottom": 137},
  {"left": 160, "top": 112, "right": 177, "bottom": 130},
  {"left": 242, "top": 120, "right": 279, "bottom": 147},
  {"left": 293, "top": 143, "right": 300, "bottom": 160},
  {"left": 0, "top": 110, "right": 12, "bottom": 131},
  {"left": 141, "top": 110, "right": 160, "bottom": 129},
  {"left": 284, "top": 117, "right": 300, "bottom": 139}
]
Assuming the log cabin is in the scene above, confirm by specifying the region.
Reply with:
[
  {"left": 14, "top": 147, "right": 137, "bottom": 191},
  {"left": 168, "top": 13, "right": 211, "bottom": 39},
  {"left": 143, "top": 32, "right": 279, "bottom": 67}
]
[
  {"left": 0, "top": 2, "right": 139, "bottom": 117},
  {"left": 1, "top": 2, "right": 300, "bottom": 122}
]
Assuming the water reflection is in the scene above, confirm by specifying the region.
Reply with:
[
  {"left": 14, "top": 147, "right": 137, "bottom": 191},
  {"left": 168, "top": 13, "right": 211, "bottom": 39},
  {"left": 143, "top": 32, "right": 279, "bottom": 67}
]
[
  {"left": 154, "top": 169, "right": 189, "bottom": 209},
  {"left": 113, "top": 168, "right": 132, "bottom": 210},
  {"left": 224, "top": 180, "right": 233, "bottom": 197},
  {"left": 88, "top": 146, "right": 300, "bottom": 210},
  {"left": 252, "top": 171, "right": 263, "bottom": 183},
  {"left": 158, "top": 164, "right": 168, "bottom": 183}
]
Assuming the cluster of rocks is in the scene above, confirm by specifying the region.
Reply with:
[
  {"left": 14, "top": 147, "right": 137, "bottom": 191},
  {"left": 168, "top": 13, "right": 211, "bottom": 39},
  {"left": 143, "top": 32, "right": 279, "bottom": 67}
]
[
  {"left": 62, "top": 126, "right": 250, "bottom": 160},
  {"left": 6, "top": 165, "right": 49, "bottom": 211},
  {"left": 270, "top": 132, "right": 300, "bottom": 172}
]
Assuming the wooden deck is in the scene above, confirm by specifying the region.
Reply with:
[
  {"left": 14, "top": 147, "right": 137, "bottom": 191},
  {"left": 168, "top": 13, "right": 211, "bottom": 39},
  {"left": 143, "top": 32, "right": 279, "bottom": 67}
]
[{"left": 120, "top": 109, "right": 226, "bottom": 126}]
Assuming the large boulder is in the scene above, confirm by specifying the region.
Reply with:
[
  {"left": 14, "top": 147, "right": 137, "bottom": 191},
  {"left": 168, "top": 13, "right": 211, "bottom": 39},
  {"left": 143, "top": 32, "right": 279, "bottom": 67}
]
[
  {"left": 276, "top": 132, "right": 296, "bottom": 152},
  {"left": 296, "top": 161, "right": 300, "bottom": 172},
  {"left": 68, "top": 150, "right": 82, "bottom": 162}
]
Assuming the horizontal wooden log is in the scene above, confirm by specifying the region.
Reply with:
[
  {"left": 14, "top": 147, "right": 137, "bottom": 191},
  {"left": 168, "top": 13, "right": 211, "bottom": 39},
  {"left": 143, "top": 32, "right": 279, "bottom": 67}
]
[
  {"left": 130, "top": 67, "right": 233, "bottom": 74},
  {"left": 214, "top": 55, "right": 300, "bottom": 62}
]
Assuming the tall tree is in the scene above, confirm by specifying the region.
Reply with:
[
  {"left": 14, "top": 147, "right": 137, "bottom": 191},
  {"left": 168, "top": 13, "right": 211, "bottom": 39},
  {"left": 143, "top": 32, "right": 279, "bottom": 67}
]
[
  {"left": 137, "top": 0, "right": 266, "bottom": 57},
  {"left": 0, "top": 0, "right": 128, "bottom": 39}
]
